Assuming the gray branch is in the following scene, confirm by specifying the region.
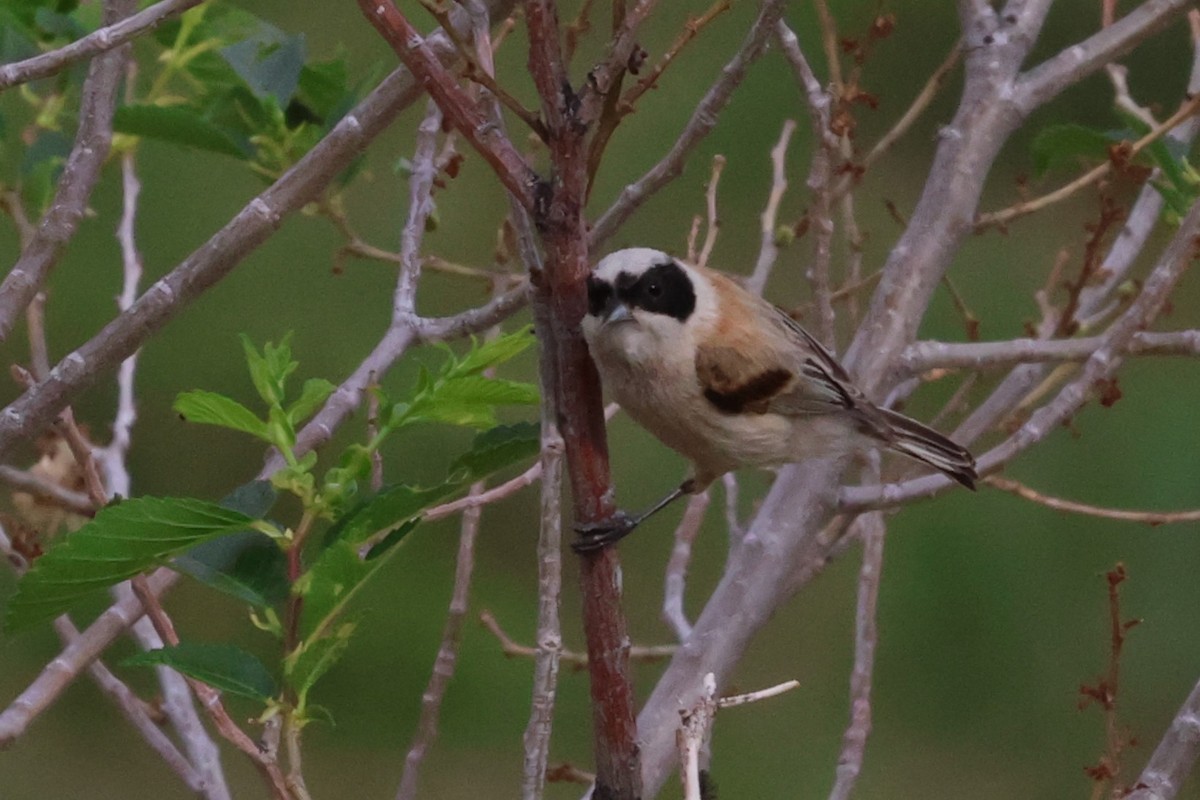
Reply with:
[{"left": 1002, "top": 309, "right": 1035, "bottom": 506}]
[
  {"left": 1015, "top": 0, "right": 1194, "bottom": 113},
  {"left": 633, "top": 2, "right": 1195, "bottom": 793},
  {"left": 0, "top": 568, "right": 178, "bottom": 745},
  {"left": 589, "top": 0, "right": 787, "bottom": 249},
  {"left": 0, "top": 0, "right": 516, "bottom": 465},
  {"left": 900, "top": 330, "right": 1200, "bottom": 374},
  {"left": 1126, "top": 677, "right": 1200, "bottom": 800},
  {"left": 0, "top": 0, "right": 136, "bottom": 342},
  {"left": 0, "top": 0, "right": 204, "bottom": 90}
]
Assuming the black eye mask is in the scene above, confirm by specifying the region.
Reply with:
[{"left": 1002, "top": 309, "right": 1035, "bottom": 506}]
[{"left": 613, "top": 260, "right": 696, "bottom": 322}]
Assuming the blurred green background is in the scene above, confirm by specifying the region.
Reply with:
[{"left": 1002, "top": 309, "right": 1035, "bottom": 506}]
[{"left": 2, "top": 1, "right": 1200, "bottom": 798}]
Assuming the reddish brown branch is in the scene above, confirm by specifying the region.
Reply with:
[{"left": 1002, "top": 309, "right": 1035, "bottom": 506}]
[
  {"left": 358, "top": 0, "right": 539, "bottom": 211},
  {"left": 521, "top": 4, "right": 642, "bottom": 795}
]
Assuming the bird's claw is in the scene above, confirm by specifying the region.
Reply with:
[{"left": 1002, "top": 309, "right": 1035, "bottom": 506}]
[{"left": 571, "top": 511, "right": 639, "bottom": 554}]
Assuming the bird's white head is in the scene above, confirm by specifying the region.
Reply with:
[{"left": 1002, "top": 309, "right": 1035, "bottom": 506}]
[{"left": 582, "top": 248, "right": 712, "bottom": 365}]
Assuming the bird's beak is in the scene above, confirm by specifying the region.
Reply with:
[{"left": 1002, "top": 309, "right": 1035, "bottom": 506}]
[{"left": 604, "top": 302, "right": 633, "bottom": 326}]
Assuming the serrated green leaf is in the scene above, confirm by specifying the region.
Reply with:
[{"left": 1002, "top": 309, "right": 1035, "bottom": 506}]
[
  {"left": 113, "top": 104, "right": 250, "bottom": 159},
  {"left": 1030, "top": 123, "right": 1115, "bottom": 176},
  {"left": 286, "top": 378, "right": 336, "bottom": 426},
  {"left": 437, "top": 376, "right": 539, "bottom": 407},
  {"left": 449, "top": 325, "right": 535, "bottom": 377},
  {"left": 240, "top": 333, "right": 296, "bottom": 407},
  {"left": 6, "top": 498, "right": 256, "bottom": 632},
  {"left": 174, "top": 530, "right": 288, "bottom": 608},
  {"left": 297, "top": 539, "right": 381, "bottom": 640},
  {"left": 452, "top": 422, "right": 540, "bottom": 480},
  {"left": 124, "top": 642, "right": 277, "bottom": 701},
  {"left": 174, "top": 390, "right": 269, "bottom": 441},
  {"left": 285, "top": 619, "right": 356, "bottom": 705},
  {"left": 325, "top": 483, "right": 457, "bottom": 548}
]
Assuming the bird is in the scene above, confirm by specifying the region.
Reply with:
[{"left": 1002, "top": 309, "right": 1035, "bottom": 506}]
[{"left": 576, "top": 247, "right": 976, "bottom": 551}]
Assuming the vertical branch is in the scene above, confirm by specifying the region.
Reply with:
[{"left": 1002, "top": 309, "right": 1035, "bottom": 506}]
[
  {"left": 394, "top": 486, "right": 483, "bottom": 800},
  {"left": 521, "top": 416, "right": 565, "bottom": 800},
  {"left": 775, "top": 22, "right": 837, "bottom": 344},
  {"left": 663, "top": 491, "right": 711, "bottom": 642},
  {"left": 746, "top": 119, "right": 797, "bottom": 298},
  {"left": 827, "top": 509, "right": 885, "bottom": 800},
  {"left": 0, "top": 0, "right": 136, "bottom": 341},
  {"left": 523, "top": 2, "right": 641, "bottom": 795}
]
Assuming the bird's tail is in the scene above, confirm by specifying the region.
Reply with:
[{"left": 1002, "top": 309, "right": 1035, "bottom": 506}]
[{"left": 877, "top": 408, "right": 977, "bottom": 489}]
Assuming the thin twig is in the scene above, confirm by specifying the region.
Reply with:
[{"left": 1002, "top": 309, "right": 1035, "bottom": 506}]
[
  {"left": 521, "top": 416, "right": 564, "bottom": 800},
  {"left": 0, "top": 0, "right": 135, "bottom": 342},
  {"left": 775, "top": 23, "right": 835, "bottom": 340},
  {"left": 976, "top": 94, "right": 1200, "bottom": 230},
  {"left": 0, "top": 464, "right": 94, "bottom": 516},
  {"left": 395, "top": 482, "right": 484, "bottom": 800},
  {"left": 357, "top": 0, "right": 537, "bottom": 210},
  {"left": 717, "top": 678, "right": 801, "bottom": 709},
  {"left": 0, "top": 567, "right": 179, "bottom": 746},
  {"left": 0, "top": 515, "right": 204, "bottom": 793},
  {"left": 677, "top": 673, "right": 717, "bottom": 800},
  {"left": 857, "top": 40, "right": 962, "bottom": 173},
  {"left": 697, "top": 156, "right": 725, "bottom": 268},
  {"left": 746, "top": 120, "right": 797, "bottom": 298},
  {"left": 827, "top": 509, "right": 884, "bottom": 800},
  {"left": 590, "top": 0, "right": 788, "bottom": 249},
  {"left": 479, "top": 610, "right": 676, "bottom": 670},
  {"left": 53, "top": 616, "right": 206, "bottom": 793},
  {"left": 663, "top": 491, "right": 711, "bottom": 642},
  {"left": 0, "top": 0, "right": 202, "bottom": 90},
  {"left": 987, "top": 476, "right": 1200, "bottom": 525},
  {"left": 620, "top": 0, "right": 733, "bottom": 110},
  {"left": 129, "top": 577, "right": 292, "bottom": 800},
  {"left": 0, "top": 0, "right": 520, "bottom": 463},
  {"left": 900, "top": 330, "right": 1200, "bottom": 375},
  {"left": 842, "top": 197, "right": 1200, "bottom": 512}
]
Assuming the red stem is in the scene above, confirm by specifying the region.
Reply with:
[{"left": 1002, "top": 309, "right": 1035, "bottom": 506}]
[
  {"left": 358, "top": 2, "right": 642, "bottom": 793},
  {"left": 523, "top": 3, "right": 641, "bottom": 795},
  {"left": 357, "top": 0, "right": 538, "bottom": 212}
]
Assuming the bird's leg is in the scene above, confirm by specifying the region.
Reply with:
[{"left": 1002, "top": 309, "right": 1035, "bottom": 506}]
[{"left": 572, "top": 479, "right": 697, "bottom": 553}]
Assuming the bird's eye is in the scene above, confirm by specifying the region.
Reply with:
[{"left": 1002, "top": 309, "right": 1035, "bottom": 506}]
[{"left": 646, "top": 281, "right": 662, "bottom": 297}]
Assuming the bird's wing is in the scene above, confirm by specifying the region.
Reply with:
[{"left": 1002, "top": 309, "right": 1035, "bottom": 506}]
[{"left": 694, "top": 302, "right": 861, "bottom": 417}]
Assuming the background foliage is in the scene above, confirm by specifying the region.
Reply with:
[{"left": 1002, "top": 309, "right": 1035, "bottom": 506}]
[{"left": 1, "top": 1, "right": 1199, "bottom": 798}]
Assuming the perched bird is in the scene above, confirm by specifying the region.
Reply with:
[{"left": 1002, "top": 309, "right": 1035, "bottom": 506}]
[{"left": 577, "top": 247, "right": 976, "bottom": 551}]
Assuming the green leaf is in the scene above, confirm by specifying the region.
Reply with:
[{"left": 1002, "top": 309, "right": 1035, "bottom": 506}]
[
  {"left": 221, "top": 27, "right": 307, "bottom": 106},
  {"left": 174, "top": 531, "right": 288, "bottom": 608},
  {"left": 285, "top": 619, "right": 356, "bottom": 705},
  {"left": 240, "top": 333, "right": 296, "bottom": 407},
  {"left": 296, "top": 58, "right": 352, "bottom": 123},
  {"left": 441, "top": 376, "right": 539, "bottom": 406},
  {"left": 286, "top": 378, "right": 336, "bottom": 427},
  {"left": 174, "top": 390, "right": 269, "bottom": 441},
  {"left": 124, "top": 642, "right": 277, "bottom": 701},
  {"left": 113, "top": 104, "right": 250, "bottom": 159},
  {"left": 1030, "top": 124, "right": 1117, "bottom": 176},
  {"left": 219, "top": 480, "right": 278, "bottom": 519},
  {"left": 449, "top": 326, "right": 535, "bottom": 377},
  {"left": 5, "top": 498, "right": 256, "bottom": 632},
  {"left": 325, "top": 483, "right": 458, "bottom": 548},
  {"left": 297, "top": 538, "right": 387, "bottom": 640},
  {"left": 20, "top": 130, "right": 70, "bottom": 215},
  {"left": 451, "top": 422, "right": 541, "bottom": 480},
  {"left": 412, "top": 377, "right": 539, "bottom": 429}
]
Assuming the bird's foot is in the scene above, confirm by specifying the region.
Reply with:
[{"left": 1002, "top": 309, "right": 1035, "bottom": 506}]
[{"left": 571, "top": 511, "right": 639, "bottom": 554}]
